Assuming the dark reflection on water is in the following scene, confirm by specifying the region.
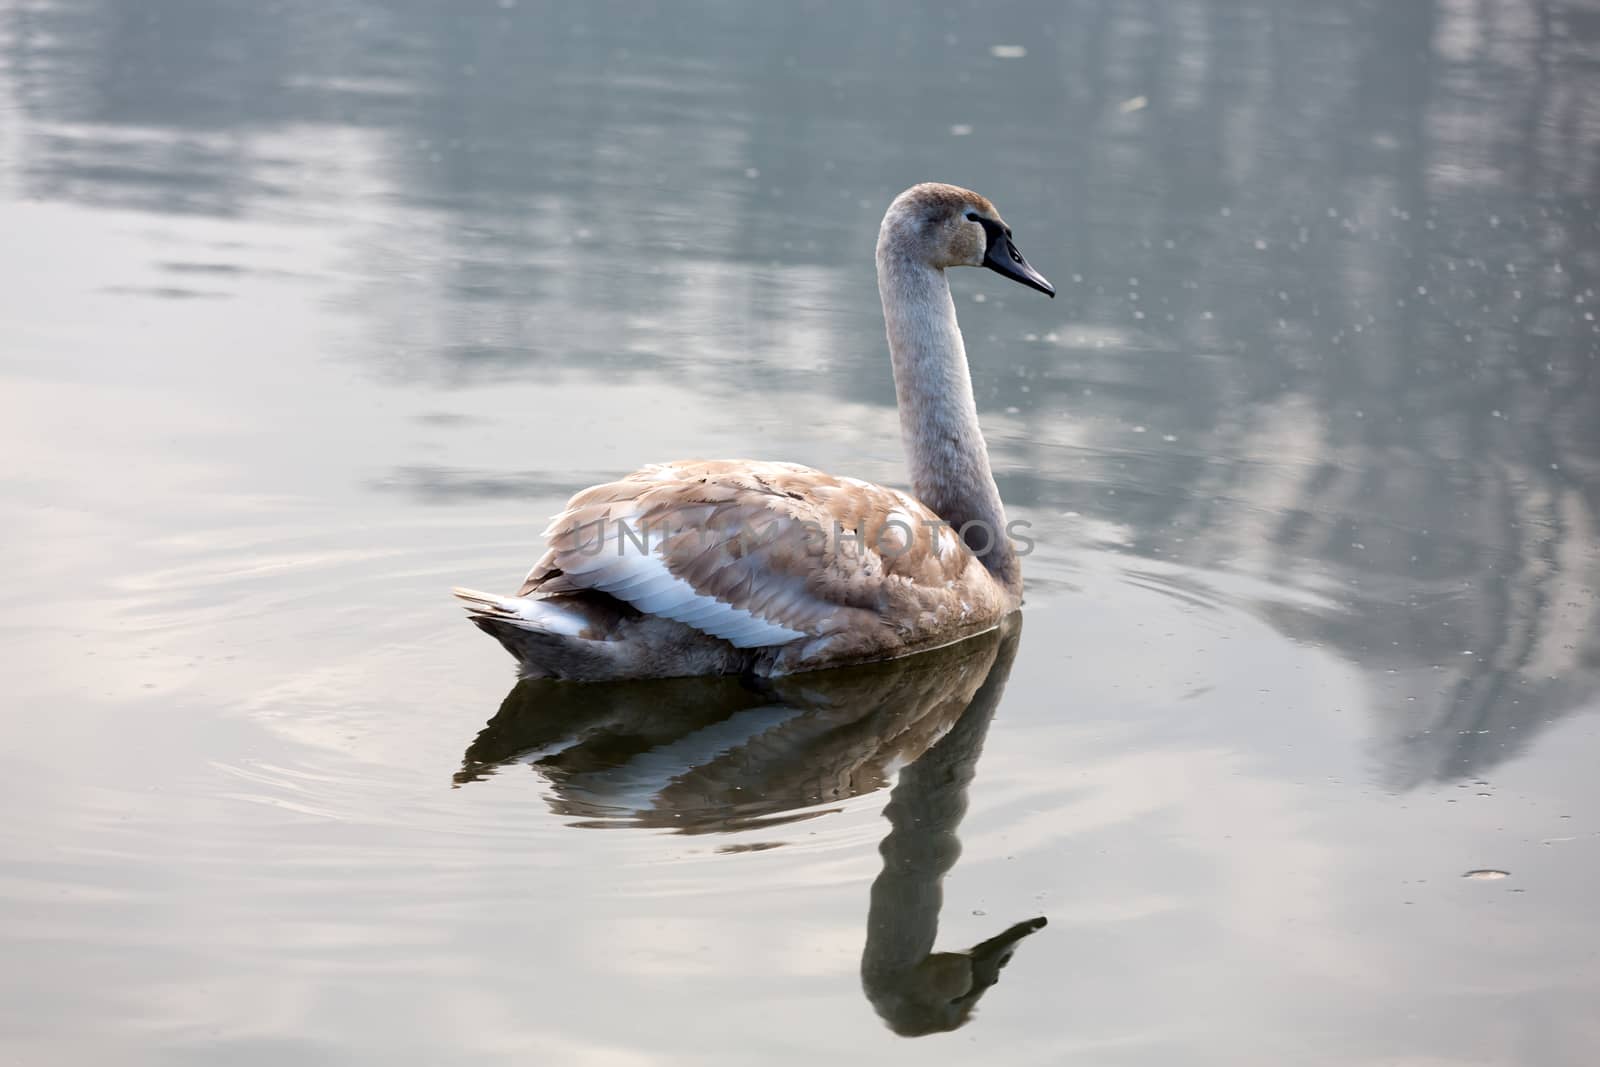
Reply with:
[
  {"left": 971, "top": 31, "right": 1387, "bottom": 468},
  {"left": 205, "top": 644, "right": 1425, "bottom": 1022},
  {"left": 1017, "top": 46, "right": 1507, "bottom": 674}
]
[
  {"left": 460, "top": 617, "right": 1043, "bottom": 1035},
  {"left": 460, "top": 617, "right": 1013, "bottom": 831},
  {"left": 858, "top": 623, "right": 1046, "bottom": 1037}
]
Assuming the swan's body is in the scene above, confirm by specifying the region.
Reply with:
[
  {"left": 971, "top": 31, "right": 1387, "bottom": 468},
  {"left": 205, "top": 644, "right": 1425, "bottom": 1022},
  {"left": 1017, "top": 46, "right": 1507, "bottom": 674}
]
[{"left": 454, "top": 182, "right": 1053, "bottom": 679}]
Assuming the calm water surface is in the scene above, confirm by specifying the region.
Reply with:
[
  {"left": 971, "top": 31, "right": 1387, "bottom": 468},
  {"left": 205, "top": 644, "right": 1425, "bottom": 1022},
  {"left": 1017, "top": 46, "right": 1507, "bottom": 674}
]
[{"left": 3, "top": 1, "right": 1599, "bottom": 1063}]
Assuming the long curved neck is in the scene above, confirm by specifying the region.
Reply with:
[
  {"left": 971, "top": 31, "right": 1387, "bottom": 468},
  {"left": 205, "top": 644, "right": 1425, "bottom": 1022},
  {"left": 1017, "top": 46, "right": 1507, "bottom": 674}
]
[{"left": 877, "top": 247, "right": 1020, "bottom": 596}]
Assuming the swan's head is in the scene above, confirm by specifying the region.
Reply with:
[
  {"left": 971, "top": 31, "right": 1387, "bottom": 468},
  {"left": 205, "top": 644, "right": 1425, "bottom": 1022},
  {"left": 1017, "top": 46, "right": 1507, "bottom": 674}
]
[{"left": 878, "top": 182, "right": 1055, "bottom": 297}]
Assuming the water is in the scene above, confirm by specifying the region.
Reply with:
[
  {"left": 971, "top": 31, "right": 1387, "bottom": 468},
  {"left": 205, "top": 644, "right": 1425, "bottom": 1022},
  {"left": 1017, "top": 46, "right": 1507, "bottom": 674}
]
[{"left": 2, "top": 0, "right": 1599, "bottom": 1063}]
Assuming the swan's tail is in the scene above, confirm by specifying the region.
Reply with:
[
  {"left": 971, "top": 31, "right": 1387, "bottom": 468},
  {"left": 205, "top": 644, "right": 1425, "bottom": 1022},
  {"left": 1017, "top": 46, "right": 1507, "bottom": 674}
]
[
  {"left": 451, "top": 587, "right": 589, "bottom": 635},
  {"left": 452, "top": 587, "right": 615, "bottom": 679},
  {"left": 453, "top": 586, "right": 748, "bottom": 681}
]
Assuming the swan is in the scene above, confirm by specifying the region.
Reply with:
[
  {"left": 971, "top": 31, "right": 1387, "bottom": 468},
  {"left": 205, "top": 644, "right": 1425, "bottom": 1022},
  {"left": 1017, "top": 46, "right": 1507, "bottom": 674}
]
[{"left": 453, "top": 182, "right": 1054, "bottom": 679}]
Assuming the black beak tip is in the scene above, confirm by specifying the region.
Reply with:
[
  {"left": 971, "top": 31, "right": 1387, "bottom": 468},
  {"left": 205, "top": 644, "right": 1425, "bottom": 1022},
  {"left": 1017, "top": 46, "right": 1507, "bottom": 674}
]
[{"left": 983, "top": 238, "right": 1056, "bottom": 299}]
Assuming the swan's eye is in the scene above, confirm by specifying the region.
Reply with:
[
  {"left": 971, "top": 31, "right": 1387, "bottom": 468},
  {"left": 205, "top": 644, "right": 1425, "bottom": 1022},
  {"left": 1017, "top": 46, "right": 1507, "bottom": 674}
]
[{"left": 965, "top": 212, "right": 981, "bottom": 222}]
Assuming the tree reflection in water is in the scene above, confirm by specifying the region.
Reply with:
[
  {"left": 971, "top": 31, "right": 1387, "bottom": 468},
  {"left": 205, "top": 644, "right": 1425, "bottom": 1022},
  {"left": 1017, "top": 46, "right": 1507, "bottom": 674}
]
[{"left": 9, "top": 0, "right": 1598, "bottom": 792}]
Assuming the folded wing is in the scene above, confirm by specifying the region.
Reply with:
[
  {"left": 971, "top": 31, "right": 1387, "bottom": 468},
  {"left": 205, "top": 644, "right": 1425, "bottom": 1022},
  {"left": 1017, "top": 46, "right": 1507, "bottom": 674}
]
[{"left": 521, "top": 460, "right": 969, "bottom": 649}]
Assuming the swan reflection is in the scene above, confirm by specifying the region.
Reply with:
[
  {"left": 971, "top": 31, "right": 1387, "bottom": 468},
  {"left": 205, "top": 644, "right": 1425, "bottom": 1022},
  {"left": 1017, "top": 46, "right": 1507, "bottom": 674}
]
[{"left": 458, "top": 616, "right": 1042, "bottom": 1034}]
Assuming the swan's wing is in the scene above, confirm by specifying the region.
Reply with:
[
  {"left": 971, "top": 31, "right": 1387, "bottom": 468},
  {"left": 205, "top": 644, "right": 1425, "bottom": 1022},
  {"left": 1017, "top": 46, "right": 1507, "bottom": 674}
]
[{"left": 519, "top": 460, "right": 972, "bottom": 648}]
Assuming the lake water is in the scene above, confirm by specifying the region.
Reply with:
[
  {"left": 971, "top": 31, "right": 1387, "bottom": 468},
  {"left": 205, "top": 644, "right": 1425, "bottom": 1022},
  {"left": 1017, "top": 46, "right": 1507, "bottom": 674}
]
[{"left": 3, "top": 1, "right": 1599, "bottom": 1063}]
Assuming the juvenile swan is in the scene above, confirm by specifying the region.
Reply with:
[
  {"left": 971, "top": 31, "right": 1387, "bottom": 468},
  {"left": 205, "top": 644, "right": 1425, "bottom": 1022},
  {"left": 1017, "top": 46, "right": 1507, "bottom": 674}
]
[{"left": 453, "top": 182, "right": 1054, "bottom": 679}]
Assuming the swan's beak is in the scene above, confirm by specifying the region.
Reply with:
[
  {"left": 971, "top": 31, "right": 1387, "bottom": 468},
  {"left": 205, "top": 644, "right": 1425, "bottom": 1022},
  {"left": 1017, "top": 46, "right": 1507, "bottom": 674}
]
[{"left": 983, "top": 233, "right": 1055, "bottom": 297}]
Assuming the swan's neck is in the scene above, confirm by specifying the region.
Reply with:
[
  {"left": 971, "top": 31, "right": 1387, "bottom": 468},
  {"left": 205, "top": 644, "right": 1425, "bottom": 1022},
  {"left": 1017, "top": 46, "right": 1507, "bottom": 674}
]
[{"left": 877, "top": 250, "right": 1020, "bottom": 596}]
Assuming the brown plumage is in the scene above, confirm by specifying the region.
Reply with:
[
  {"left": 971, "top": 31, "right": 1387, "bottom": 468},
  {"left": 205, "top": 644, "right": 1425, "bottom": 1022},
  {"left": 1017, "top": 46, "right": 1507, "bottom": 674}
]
[{"left": 453, "top": 182, "right": 1054, "bottom": 679}]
